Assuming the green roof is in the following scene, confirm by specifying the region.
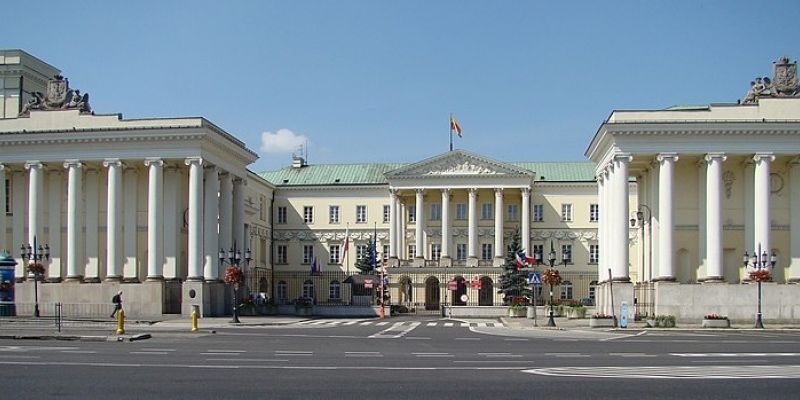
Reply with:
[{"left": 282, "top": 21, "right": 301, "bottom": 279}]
[{"left": 259, "top": 161, "right": 596, "bottom": 186}]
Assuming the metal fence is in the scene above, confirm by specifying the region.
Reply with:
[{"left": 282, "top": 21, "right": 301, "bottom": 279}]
[
  {"left": 634, "top": 282, "right": 655, "bottom": 319},
  {"left": 0, "top": 302, "right": 116, "bottom": 331}
]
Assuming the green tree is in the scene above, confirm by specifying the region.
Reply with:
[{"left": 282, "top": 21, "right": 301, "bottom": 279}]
[
  {"left": 355, "top": 239, "right": 376, "bottom": 274},
  {"left": 497, "top": 231, "right": 533, "bottom": 305}
]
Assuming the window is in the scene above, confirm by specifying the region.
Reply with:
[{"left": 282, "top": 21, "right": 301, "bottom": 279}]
[
  {"left": 560, "top": 281, "right": 573, "bottom": 300},
  {"left": 329, "top": 281, "right": 341, "bottom": 300},
  {"left": 408, "top": 245, "right": 416, "bottom": 259},
  {"left": 589, "top": 281, "right": 598, "bottom": 302},
  {"left": 507, "top": 204, "right": 518, "bottom": 221},
  {"left": 329, "top": 205, "right": 339, "bottom": 224},
  {"left": 276, "top": 245, "right": 288, "bottom": 264},
  {"left": 408, "top": 206, "right": 416, "bottom": 223},
  {"left": 533, "top": 204, "right": 544, "bottom": 222},
  {"left": 259, "top": 195, "right": 266, "bottom": 221},
  {"left": 456, "top": 244, "right": 467, "bottom": 260},
  {"left": 356, "top": 205, "right": 367, "bottom": 223},
  {"left": 561, "top": 204, "right": 572, "bottom": 222},
  {"left": 481, "top": 243, "right": 493, "bottom": 260},
  {"left": 277, "top": 206, "right": 287, "bottom": 224},
  {"left": 590, "top": 204, "right": 599, "bottom": 222},
  {"left": 303, "top": 245, "right": 314, "bottom": 264},
  {"left": 302, "top": 280, "right": 315, "bottom": 300},
  {"left": 431, "top": 244, "right": 441, "bottom": 260},
  {"left": 383, "top": 205, "right": 390, "bottom": 223},
  {"left": 590, "top": 244, "right": 599, "bottom": 264},
  {"left": 382, "top": 245, "right": 389, "bottom": 261},
  {"left": 455, "top": 203, "right": 467, "bottom": 220},
  {"left": 532, "top": 244, "right": 544, "bottom": 263},
  {"left": 481, "top": 203, "right": 493, "bottom": 220},
  {"left": 329, "top": 244, "right": 341, "bottom": 264},
  {"left": 430, "top": 203, "right": 441, "bottom": 221},
  {"left": 277, "top": 281, "right": 288, "bottom": 303},
  {"left": 303, "top": 206, "right": 314, "bottom": 223},
  {"left": 561, "top": 244, "right": 572, "bottom": 264},
  {"left": 356, "top": 244, "right": 368, "bottom": 260}
]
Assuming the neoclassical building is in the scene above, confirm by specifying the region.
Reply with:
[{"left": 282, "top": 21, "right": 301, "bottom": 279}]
[{"left": 3, "top": 49, "right": 799, "bottom": 323}]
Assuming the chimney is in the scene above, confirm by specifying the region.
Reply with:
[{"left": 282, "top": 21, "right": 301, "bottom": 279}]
[{"left": 292, "top": 155, "right": 306, "bottom": 169}]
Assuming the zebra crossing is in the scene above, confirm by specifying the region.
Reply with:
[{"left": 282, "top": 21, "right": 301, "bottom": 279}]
[{"left": 290, "top": 319, "right": 503, "bottom": 328}]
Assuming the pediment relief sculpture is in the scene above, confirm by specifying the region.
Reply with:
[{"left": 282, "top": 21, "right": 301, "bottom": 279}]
[{"left": 20, "top": 75, "right": 92, "bottom": 116}]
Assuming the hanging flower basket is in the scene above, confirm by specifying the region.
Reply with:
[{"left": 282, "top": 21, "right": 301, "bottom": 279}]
[
  {"left": 223, "top": 265, "right": 243, "bottom": 284},
  {"left": 749, "top": 269, "right": 771, "bottom": 282},
  {"left": 542, "top": 268, "right": 562, "bottom": 286},
  {"left": 26, "top": 262, "right": 45, "bottom": 275}
]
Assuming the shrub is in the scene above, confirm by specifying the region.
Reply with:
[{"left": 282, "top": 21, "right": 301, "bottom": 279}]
[
  {"left": 704, "top": 314, "right": 728, "bottom": 320},
  {"left": 591, "top": 313, "right": 614, "bottom": 319}
]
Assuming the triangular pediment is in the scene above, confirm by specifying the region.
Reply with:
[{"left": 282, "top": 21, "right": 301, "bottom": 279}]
[{"left": 386, "top": 150, "right": 533, "bottom": 178}]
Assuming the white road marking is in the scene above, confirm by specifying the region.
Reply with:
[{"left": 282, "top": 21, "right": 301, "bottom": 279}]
[
  {"left": 130, "top": 351, "right": 168, "bottom": 355},
  {"left": 523, "top": 365, "right": 800, "bottom": 379},
  {"left": 426, "top": 322, "right": 436, "bottom": 326},
  {"left": 609, "top": 353, "right": 657, "bottom": 358},
  {"left": 207, "top": 358, "right": 289, "bottom": 362},
  {"left": 0, "top": 355, "right": 40, "bottom": 359},
  {"left": 0, "top": 360, "right": 535, "bottom": 370},
  {"left": 455, "top": 338, "right": 480, "bottom": 341},
  {"left": 345, "top": 352, "right": 383, "bottom": 358},
  {"left": 413, "top": 353, "right": 454, "bottom": 358},
  {"left": 206, "top": 349, "right": 246, "bottom": 353},
  {"left": 141, "top": 348, "right": 176, "bottom": 352},
  {"left": 376, "top": 322, "right": 389, "bottom": 326},
  {"left": 61, "top": 351, "right": 97, "bottom": 354},
  {"left": 275, "top": 351, "right": 313, "bottom": 357},
  {"left": 369, "top": 322, "right": 420, "bottom": 339},
  {"left": 503, "top": 338, "right": 528, "bottom": 342},
  {"left": 545, "top": 353, "right": 590, "bottom": 358},
  {"left": 443, "top": 323, "right": 454, "bottom": 327},
  {"left": 671, "top": 353, "right": 800, "bottom": 358}
]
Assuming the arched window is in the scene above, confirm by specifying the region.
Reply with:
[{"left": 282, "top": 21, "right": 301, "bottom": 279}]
[
  {"left": 560, "top": 280, "right": 573, "bottom": 300},
  {"left": 303, "top": 279, "right": 315, "bottom": 300},
  {"left": 329, "top": 280, "right": 341, "bottom": 300},
  {"left": 277, "top": 281, "right": 288, "bottom": 304}
]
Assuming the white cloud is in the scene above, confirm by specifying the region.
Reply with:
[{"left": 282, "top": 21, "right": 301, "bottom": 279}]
[{"left": 260, "top": 128, "right": 308, "bottom": 154}]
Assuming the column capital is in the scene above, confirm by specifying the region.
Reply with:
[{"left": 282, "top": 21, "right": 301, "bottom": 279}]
[
  {"left": 415, "top": 188, "right": 424, "bottom": 195},
  {"left": 102, "top": 158, "right": 124, "bottom": 168},
  {"left": 521, "top": 187, "right": 531, "bottom": 196},
  {"left": 612, "top": 152, "right": 633, "bottom": 164},
  {"left": 204, "top": 165, "right": 221, "bottom": 174},
  {"left": 184, "top": 157, "right": 203, "bottom": 167},
  {"left": 703, "top": 152, "right": 727, "bottom": 163},
  {"left": 63, "top": 159, "right": 83, "bottom": 169},
  {"left": 389, "top": 188, "right": 399, "bottom": 197},
  {"left": 788, "top": 155, "right": 800, "bottom": 167},
  {"left": 656, "top": 152, "right": 679, "bottom": 163},
  {"left": 144, "top": 157, "right": 164, "bottom": 167},
  {"left": 753, "top": 153, "right": 775, "bottom": 164},
  {"left": 494, "top": 187, "right": 504, "bottom": 195},
  {"left": 24, "top": 161, "right": 44, "bottom": 170},
  {"left": 468, "top": 187, "right": 478, "bottom": 195},
  {"left": 440, "top": 188, "right": 451, "bottom": 196}
]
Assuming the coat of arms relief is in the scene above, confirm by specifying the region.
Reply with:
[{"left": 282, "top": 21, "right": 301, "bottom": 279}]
[
  {"left": 742, "top": 57, "right": 800, "bottom": 104},
  {"left": 19, "top": 75, "right": 92, "bottom": 116}
]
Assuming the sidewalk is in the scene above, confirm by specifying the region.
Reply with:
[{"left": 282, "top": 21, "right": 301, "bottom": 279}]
[{"left": 500, "top": 315, "right": 800, "bottom": 331}]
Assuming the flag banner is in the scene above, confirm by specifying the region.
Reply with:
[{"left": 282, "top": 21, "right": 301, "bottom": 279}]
[
  {"left": 311, "top": 256, "right": 319, "bottom": 275},
  {"left": 515, "top": 251, "right": 535, "bottom": 269},
  {"left": 450, "top": 115, "right": 462, "bottom": 137},
  {"left": 342, "top": 226, "right": 350, "bottom": 254}
]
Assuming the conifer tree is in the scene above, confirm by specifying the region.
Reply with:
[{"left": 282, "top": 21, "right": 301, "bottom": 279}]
[
  {"left": 497, "top": 231, "right": 532, "bottom": 305},
  {"left": 354, "top": 239, "right": 376, "bottom": 274}
]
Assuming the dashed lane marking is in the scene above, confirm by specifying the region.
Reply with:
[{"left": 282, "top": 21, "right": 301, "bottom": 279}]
[{"left": 523, "top": 365, "right": 800, "bottom": 379}]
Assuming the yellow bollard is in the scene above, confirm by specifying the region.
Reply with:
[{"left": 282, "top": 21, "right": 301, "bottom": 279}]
[
  {"left": 191, "top": 308, "right": 199, "bottom": 332},
  {"left": 116, "top": 309, "right": 125, "bottom": 335}
]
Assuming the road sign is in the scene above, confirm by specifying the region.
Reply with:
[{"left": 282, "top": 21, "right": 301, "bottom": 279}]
[
  {"left": 364, "top": 282, "right": 373, "bottom": 289},
  {"left": 527, "top": 272, "right": 541, "bottom": 285},
  {"left": 470, "top": 280, "right": 482, "bottom": 289},
  {"left": 447, "top": 280, "right": 458, "bottom": 290}
]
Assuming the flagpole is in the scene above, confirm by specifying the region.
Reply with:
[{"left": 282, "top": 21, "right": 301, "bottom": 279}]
[
  {"left": 449, "top": 113, "right": 453, "bottom": 152},
  {"left": 344, "top": 223, "right": 350, "bottom": 276}
]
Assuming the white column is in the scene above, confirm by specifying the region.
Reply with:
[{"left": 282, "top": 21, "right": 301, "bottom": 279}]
[
  {"left": 145, "top": 158, "right": 164, "bottom": 281},
  {"left": 204, "top": 166, "right": 220, "bottom": 281},
  {"left": 612, "top": 154, "right": 632, "bottom": 281},
  {"left": 232, "top": 178, "right": 245, "bottom": 252},
  {"left": 521, "top": 187, "right": 531, "bottom": 254},
  {"left": 11, "top": 171, "right": 24, "bottom": 277},
  {"left": 656, "top": 153, "right": 678, "bottom": 281},
  {"left": 64, "top": 160, "right": 83, "bottom": 281},
  {"left": 389, "top": 189, "right": 398, "bottom": 258},
  {"left": 649, "top": 162, "right": 660, "bottom": 282},
  {"left": 186, "top": 157, "right": 204, "bottom": 281},
  {"left": 494, "top": 188, "right": 504, "bottom": 258},
  {"left": 753, "top": 153, "right": 774, "bottom": 255},
  {"left": 24, "top": 161, "right": 43, "bottom": 246},
  {"left": 468, "top": 188, "right": 478, "bottom": 260},
  {"left": 123, "top": 168, "right": 138, "bottom": 281},
  {"left": 84, "top": 168, "right": 99, "bottom": 282},
  {"left": 743, "top": 160, "right": 755, "bottom": 262},
  {"left": 162, "top": 166, "right": 179, "bottom": 280},
  {"left": 697, "top": 159, "right": 707, "bottom": 278},
  {"left": 440, "top": 189, "right": 451, "bottom": 259},
  {"left": 705, "top": 153, "right": 726, "bottom": 281},
  {"left": 104, "top": 159, "right": 123, "bottom": 281},
  {"left": 596, "top": 173, "right": 605, "bottom": 281},
  {"left": 219, "top": 173, "right": 233, "bottom": 269},
  {"left": 789, "top": 158, "right": 800, "bottom": 282},
  {"left": 415, "top": 189, "right": 425, "bottom": 259},
  {"left": 47, "top": 170, "right": 62, "bottom": 281},
  {"left": 395, "top": 195, "right": 403, "bottom": 258},
  {"left": 0, "top": 165, "right": 5, "bottom": 253}
]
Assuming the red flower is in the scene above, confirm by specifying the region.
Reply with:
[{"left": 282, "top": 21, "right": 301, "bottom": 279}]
[
  {"left": 223, "top": 266, "right": 243, "bottom": 284},
  {"left": 749, "top": 269, "right": 771, "bottom": 283},
  {"left": 542, "top": 268, "right": 562, "bottom": 286}
]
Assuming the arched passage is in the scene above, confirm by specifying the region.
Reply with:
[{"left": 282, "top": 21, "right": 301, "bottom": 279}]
[
  {"left": 478, "top": 276, "right": 494, "bottom": 306},
  {"left": 424, "top": 276, "right": 440, "bottom": 310}
]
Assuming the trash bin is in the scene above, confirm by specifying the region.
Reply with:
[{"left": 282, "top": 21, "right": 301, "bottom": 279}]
[
  {"left": 527, "top": 305, "right": 536, "bottom": 319},
  {"left": 0, "top": 251, "right": 17, "bottom": 317}
]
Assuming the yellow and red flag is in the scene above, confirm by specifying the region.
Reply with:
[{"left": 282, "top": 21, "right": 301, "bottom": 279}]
[{"left": 450, "top": 115, "right": 462, "bottom": 137}]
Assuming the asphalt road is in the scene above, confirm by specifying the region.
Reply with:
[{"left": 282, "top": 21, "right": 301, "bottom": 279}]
[{"left": 2, "top": 317, "right": 800, "bottom": 399}]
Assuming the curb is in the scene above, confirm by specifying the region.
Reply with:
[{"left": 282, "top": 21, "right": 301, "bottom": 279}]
[{"left": 0, "top": 333, "right": 153, "bottom": 342}]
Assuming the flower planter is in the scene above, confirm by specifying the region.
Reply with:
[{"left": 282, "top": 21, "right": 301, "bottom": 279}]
[
  {"left": 567, "top": 307, "right": 586, "bottom": 319},
  {"left": 295, "top": 306, "right": 313, "bottom": 317},
  {"left": 589, "top": 318, "right": 615, "bottom": 328},
  {"left": 701, "top": 319, "right": 730, "bottom": 328},
  {"left": 508, "top": 307, "right": 527, "bottom": 318}
]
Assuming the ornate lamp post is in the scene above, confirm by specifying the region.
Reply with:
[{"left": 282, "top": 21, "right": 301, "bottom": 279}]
[
  {"left": 21, "top": 236, "right": 49, "bottom": 318},
  {"left": 630, "top": 204, "right": 652, "bottom": 282},
  {"left": 542, "top": 241, "right": 565, "bottom": 327},
  {"left": 220, "top": 245, "right": 252, "bottom": 324},
  {"left": 743, "top": 244, "right": 776, "bottom": 329}
]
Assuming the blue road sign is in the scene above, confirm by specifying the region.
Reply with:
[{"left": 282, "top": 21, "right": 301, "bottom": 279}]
[{"left": 527, "top": 272, "right": 541, "bottom": 286}]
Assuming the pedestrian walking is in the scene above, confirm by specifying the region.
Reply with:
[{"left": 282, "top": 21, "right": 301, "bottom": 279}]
[{"left": 110, "top": 290, "right": 123, "bottom": 318}]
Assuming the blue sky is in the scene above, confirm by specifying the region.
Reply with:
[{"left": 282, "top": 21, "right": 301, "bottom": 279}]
[{"left": 5, "top": 1, "right": 800, "bottom": 172}]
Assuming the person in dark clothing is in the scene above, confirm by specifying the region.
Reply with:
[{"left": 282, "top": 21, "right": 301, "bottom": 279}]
[{"left": 110, "top": 291, "right": 123, "bottom": 318}]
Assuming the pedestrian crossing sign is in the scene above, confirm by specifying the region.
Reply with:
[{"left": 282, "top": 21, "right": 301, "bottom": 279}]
[{"left": 528, "top": 272, "right": 541, "bottom": 285}]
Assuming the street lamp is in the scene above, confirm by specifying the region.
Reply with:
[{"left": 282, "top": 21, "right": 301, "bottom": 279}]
[
  {"left": 743, "top": 244, "right": 776, "bottom": 329},
  {"left": 21, "top": 236, "right": 49, "bottom": 318},
  {"left": 220, "top": 245, "right": 252, "bottom": 324},
  {"left": 630, "top": 204, "right": 652, "bottom": 283}
]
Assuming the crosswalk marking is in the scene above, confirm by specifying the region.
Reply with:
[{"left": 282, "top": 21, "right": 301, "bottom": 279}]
[{"left": 287, "top": 320, "right": 502, "bottom": 328}]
